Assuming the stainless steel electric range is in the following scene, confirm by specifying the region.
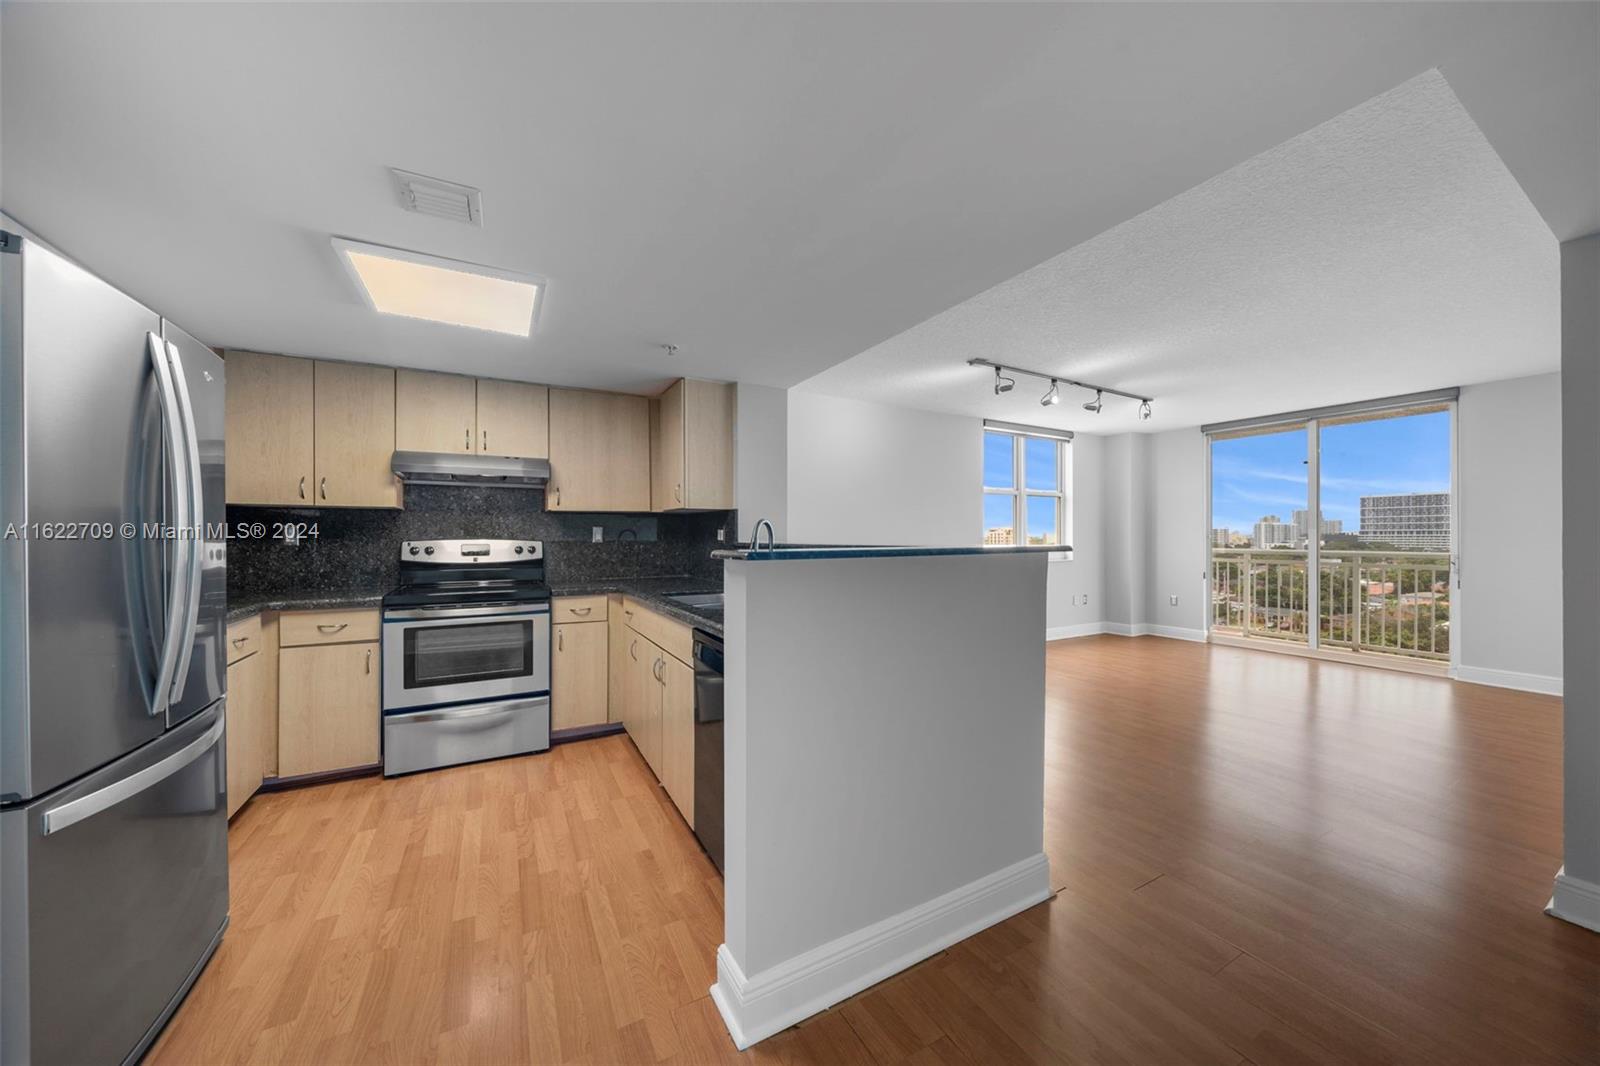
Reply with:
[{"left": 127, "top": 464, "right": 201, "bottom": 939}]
[{"left": 381, "top": 539, "right": 551, "bottom": 776}]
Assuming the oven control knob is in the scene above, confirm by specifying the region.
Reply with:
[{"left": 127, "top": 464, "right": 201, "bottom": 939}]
[
  {"left": 409, "top": 546, "right": 420, "bottom": 556},
  {"left": 423, "top": 546, "right": 435, "bottom": 556},
  {"left": 514, "top": 545, "right": 523, "bottom": 555}
]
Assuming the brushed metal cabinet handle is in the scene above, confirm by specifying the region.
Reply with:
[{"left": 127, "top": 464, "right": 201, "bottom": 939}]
[
  {"left": 230, "top": 636, "right": 248, "bottom": 647},
  {"left": 299, "top": 475, "right": 306, "bottom": 500},
  {"left": 572, "top": 606, "right": 591, "bottom": 616},
  {"left": 366, "top": 648, "right": 372, "bottom": 674},
  {"left": 675, "top": 483, "right": 682, "bottom": 504},
  {"left": 320, "top": 476, "right": 327, "bottom": 500},
  {"left": 482, "top": 428, "right": 488, "bottom": 451},
  {"left": 629, "top": 639, "right": 638, "bottom": 661},
  {"left": 557, "top": 629, "right": 564, "bottom": 652},
  {"left": 465, "top": 427, "right": 471, "bottom": 450},
  {"left": 317, "top": 623, "right": 348, "bottom": 633}
]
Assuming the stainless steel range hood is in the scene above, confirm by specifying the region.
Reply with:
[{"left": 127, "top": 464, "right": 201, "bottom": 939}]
[{"left": 391, "top": 450, "right": 551, "bottom": 488}]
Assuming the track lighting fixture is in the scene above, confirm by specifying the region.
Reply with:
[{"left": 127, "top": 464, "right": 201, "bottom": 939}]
[{"left": 967, "top": 358, "right": 1153, "bottom": 420}]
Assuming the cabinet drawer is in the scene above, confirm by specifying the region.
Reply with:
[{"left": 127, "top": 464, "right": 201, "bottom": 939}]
[
  {"left": 226, "top": 615, "right": 261, "bottom": 664},
  {"left": 621, "top": 598, "right": 693, "bottom": 664},
  {"left": 279, "top": 608, "right": 380, "bottom": 647},
  {"left": 552, "top": 595, "right": 608, "bottom": 624}
]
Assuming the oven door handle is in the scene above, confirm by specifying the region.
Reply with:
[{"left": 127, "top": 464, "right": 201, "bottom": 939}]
[{"left": 391, "top": 698, "right": 543, "bottom": 728}]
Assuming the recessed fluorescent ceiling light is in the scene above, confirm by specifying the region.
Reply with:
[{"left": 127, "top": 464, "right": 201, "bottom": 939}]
[{"left": 332, "top": 238, "right": 543, "bottom": 337}]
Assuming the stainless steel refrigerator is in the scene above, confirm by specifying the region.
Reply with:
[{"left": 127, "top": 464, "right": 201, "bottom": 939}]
[{"left": 0, "top": 228, "right": 230, "bottom": 1065}]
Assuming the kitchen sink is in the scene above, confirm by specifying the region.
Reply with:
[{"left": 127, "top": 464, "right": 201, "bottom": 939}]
[{"left": 666, "top": 592, "right": 724, "bottom": 612}]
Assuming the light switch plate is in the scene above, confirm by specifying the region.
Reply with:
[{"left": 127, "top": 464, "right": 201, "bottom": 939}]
[
  {"left": 592, "top": 526, "right": 603, "bottom": 543},
  {"left": 1170, "top": 594, "right": 1179, "bottom": 606}
]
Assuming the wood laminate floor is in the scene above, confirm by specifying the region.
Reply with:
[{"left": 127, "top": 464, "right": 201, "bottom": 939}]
[{"left": 147, "top": 636, "right": 1598, "bottom": 1065}]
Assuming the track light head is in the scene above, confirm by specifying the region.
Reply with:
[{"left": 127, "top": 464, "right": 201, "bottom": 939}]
[
  {"left": 1083, "top": 389, "right": 1103, "bottom": 414},
  {"left": 1041, "top": 380, "right": 1060, "bottom": 406},
  {"left": 1138, "top": 399, "right": 1152, "bottom": 421},
  {"left": 994, "top": 368, "right": 1015, "bottom": 395}
]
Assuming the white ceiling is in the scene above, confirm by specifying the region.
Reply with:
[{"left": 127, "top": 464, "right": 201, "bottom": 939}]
[
  {"left": 2, "top": 3, "right": 1595, "bottom": 403},
  {"left": 800, "top": 70, "right": 1561, "bottom": 432}
]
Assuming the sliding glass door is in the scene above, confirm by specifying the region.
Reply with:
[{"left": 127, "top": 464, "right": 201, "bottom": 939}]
[{"left": 1208, "top": 399, "right": 1454, "bottom": 666}]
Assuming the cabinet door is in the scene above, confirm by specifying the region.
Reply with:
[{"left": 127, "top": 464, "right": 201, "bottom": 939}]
[
  {"left": 659, "top": 653, "right": 695, "bottom": 828},
  {"left": 547, "top": 389, "right": 650, "bottom": 511},
  {"left": 224, "top": 351, "right": 315, "bottom": 505},
  {"left": 683, "top": 380, "right": 735, "bottom": 509},
  {"left": 314, "top": 361, "right": 401, "bottom": 507},
  {"left": 476, "top": 380, "right": 549, "bottom": 459},
  {"left": 224, "top": 651, "right": 263, "bottom": 817},
  {"left": 652, "top": 380, "right": 685, "bottom": 510},
  {"left": 639, "top": 647, "right": 665, "bottom": 777},
  {"left": 607, "top": 595, "right": 627, "bottom": 723},
  {"left": 552, "top": 621, "right": 608, "bottom": 731},
  {"left": 278, "top": 642, "right": 380, "bottom": 777},
  {"left": 396, "top": 369, "right": 477, "bottom": 454}
]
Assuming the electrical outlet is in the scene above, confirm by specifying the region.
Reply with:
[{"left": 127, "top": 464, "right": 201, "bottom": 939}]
[
  {"left": 1169, "top": 594, "right": 1179, "bottom": 606},
  {"left": 591, "top": 526, "right": 604, "bottom": 543},
  {"left": 717, "top": 527, "right": 726, "bottom": 542},
  {"left": 1083, "top": 594, "right": 1090, "bottom": 606}
]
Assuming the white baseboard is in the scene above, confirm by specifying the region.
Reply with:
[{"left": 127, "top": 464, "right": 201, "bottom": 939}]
[
  {"left": 1454, "top": 664, "right": 1563, "bottom": 696},
  {"left": 1046, "top": 622, "right": 1108, "bottom": 641},
  {"left": 1071, "top": 621, "right": 1206, "bottom": 643},
  {"left": 1547, "top": 867, "right": 1600, "bottom": 933},
  {"left": 710, "top": 852, "right": 1052, "bottom": 1050}
]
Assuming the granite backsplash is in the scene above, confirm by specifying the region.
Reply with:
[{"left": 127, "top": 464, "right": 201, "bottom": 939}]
[{"left": 227, "top": 484, "right": 733, "bottom": 597}]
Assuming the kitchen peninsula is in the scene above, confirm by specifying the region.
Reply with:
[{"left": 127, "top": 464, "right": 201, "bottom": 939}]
[{"left": 709, "top": 544, "right": 1056, "bottom": 1047}]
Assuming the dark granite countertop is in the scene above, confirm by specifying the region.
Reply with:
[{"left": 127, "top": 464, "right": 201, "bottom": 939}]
[
  {"left": 711, "top": 544, "right": 1068, "bottom": 561},
  {"left": 226, "top": 588, "right": 388, "bottom": 625},
  {"left": 550, "top": 575, "right": 723, "bottom": 636}
]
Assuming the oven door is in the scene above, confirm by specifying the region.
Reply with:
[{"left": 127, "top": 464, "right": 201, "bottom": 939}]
[{"left": 382, "top": 605, "right": 550, "bottom": 712}]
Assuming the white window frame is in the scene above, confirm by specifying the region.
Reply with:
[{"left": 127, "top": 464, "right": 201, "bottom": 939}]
[{"left": 982, "top": 426, "right": 1070, "bottom": 553}]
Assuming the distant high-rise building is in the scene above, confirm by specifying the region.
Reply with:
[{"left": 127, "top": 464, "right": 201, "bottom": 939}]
[
  {"left": 983, "top": 526, "right": 1014, "bottom": 546},
  {"left": 1211, "top": 528, "right": 1232, "bottom": 547},
  {"left": 1359, "top": 492, "right": 1450, "bottom": 551},
  {"left": 1253, "top": 515, "right": 1296, "bottom": 548},
  {"left": 1291, "top": 509, "right": 1343, "bottom": 543}
]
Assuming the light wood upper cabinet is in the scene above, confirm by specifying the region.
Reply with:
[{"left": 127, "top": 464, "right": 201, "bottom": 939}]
[
  {"left": 396, "top": 369, "right": 477, "bottom": 454},
  {"left": 547, "top": 388, "right": 651, "bottom": 511},
  {"left": 552, "top": 619, "right": 609, "bottom": 731},
  {"left": 278, "top": 635, "right": 380, "bottom": 777},
  {"left": 224, "top": 351, "right": 315, "bottom": 505},
  {"left": 314, "top": 361, "right": 401, "bottom": 507},
  {"left": 653, "top": 379, "right": 734, "bottom": 511},
  {"left": 477, "top": 380, "right": 549, "bottom": 459},
  {"left": 659, "top": 653, "right": 695, "bottom": 828}
]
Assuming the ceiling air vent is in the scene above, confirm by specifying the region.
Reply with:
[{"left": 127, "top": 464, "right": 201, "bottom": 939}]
[{"left": 390, "top": 168, "right": 482, "bottom": 226}]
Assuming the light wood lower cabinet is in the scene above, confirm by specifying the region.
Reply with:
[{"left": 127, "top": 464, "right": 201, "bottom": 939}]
[
  {"left": 659, "top": 653, "right": 695, "bottom": 828},
  {"left": 224, "top": 647, "right": 264, "bottom": 818},
  {"left": 552, "top": 619, "right": 608, "bottom": 731},
  {"left": 278, "top": 638, "right": 380, "bottom": 777},
  {"left": 616, "top": 600, "right": 697, "bottom": 827}
]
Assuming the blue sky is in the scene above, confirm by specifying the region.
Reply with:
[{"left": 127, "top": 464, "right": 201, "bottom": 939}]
[{"left": 1210, "top": 410, "right": 1451, "bottom": 535}]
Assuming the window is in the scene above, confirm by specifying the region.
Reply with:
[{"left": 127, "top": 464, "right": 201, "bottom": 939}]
[{"left": 983, "top": 426, "right": 1069, "bottom": 547}]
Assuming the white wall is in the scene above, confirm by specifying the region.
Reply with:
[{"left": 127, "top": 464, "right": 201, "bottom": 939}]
[
  {"left": 735, "top": 383, "right": 788, "bottom": 541},
  {"left": 1456, "top": 372, "right": 1563, "bottom": 692},
  {"left": 1045, "top": 433, "right": 1104, "bottom": 636},
  {"left": 718, "top": 553, "right": 1051, "bottom": 1046},
  {"left": 1099, "top": 433, "right": 1149, "bottom": 631},
  {"left": 1144, "top": 427, "right": 1209, "bottom": 638},
  {"left": 787, "top": 391, "right": 979, "bottom": 547}
]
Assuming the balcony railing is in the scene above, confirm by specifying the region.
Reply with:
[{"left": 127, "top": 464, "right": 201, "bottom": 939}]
[{"left": 1210, "top": 549, "right": 1451, "bottom": 662}]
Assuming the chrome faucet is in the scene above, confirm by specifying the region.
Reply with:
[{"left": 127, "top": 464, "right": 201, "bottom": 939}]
[{"left": 748, "top": 518, "right": 775, "bottom": 555}]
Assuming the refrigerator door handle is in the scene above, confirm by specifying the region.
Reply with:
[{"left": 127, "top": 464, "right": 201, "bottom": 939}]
[
  {"left": 38, "top": 709, "right": 225, "bottom": 836},
  {"left": 164, "top": 340, "right": 204, "bottom": 705},
  {"left": 145, "top": 332, "right": 190, "bottom": 719}
]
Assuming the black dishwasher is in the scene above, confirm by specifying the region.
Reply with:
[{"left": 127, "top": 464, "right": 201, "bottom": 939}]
[{"left": 692, "top": 630, "right": 724, "bottom": 873}]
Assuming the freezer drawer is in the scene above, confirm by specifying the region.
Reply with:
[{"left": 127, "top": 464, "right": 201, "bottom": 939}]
[
  {"left": 1, "top": 701, "right": 229, "bottom": 1066},
  {"left": 383, "top": 695, "right": 550, "bottom": 776}
]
